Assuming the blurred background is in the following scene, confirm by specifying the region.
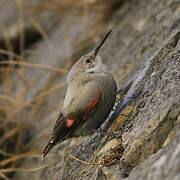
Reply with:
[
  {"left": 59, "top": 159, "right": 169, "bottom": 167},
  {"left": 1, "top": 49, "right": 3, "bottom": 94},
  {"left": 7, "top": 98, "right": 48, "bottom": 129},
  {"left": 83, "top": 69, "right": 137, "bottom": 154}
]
[
  {"left": 0, "top": 0, "right": 180, "bottom": 180},
  {"left": 0, "top": 0, "right": 123, "bottom": 179}
]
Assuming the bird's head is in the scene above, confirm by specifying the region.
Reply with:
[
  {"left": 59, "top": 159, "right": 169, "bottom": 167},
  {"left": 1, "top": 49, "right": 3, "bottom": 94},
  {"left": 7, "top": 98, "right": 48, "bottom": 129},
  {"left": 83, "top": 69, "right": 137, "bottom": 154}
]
[{"left": 67, "top": 29, "right": 112, "bottom": 82}]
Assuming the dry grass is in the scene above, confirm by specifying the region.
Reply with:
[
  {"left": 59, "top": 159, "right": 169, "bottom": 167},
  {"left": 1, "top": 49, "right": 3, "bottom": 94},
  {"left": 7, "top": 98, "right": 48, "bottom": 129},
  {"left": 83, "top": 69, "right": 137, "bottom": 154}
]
[{"left": 0, "top": 0, "right": 121, "bottom": 179}]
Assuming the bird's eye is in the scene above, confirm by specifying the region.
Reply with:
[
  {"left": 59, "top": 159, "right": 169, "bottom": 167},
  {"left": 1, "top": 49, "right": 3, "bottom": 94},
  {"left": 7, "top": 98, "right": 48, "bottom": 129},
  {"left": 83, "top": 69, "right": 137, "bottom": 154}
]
[{"left": 85, "top": 59, "right": 90, "bottom": 63}]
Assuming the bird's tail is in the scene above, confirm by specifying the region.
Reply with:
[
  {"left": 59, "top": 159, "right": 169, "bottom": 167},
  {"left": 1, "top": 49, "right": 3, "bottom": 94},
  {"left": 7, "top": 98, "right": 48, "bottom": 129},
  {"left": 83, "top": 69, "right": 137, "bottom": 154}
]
[
  {"left": 42, "top": 113, "right": 64, "bottom": 160},
  {"left": 42, "top": 136, "right": 57, "bottom": 160}
]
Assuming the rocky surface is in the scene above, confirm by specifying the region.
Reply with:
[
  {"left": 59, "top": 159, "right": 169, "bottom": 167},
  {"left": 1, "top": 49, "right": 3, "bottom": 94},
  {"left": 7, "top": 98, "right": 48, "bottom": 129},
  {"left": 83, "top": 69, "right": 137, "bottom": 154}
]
[
  {"left": 127, "top": 129, "right": 180, "bottom": 180},
  {"left": 0, "top": 0, "right": 180, "bottom": 180}
]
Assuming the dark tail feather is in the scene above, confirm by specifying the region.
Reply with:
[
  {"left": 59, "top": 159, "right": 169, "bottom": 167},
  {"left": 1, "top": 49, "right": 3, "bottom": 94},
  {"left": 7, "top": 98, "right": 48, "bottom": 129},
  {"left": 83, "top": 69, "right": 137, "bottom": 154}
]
[
  {"left": 42, "top": 136, "right": 56, "bottom": 160},
  {"left": 42, "top": 113, "right": 68, "bottom": 160}
]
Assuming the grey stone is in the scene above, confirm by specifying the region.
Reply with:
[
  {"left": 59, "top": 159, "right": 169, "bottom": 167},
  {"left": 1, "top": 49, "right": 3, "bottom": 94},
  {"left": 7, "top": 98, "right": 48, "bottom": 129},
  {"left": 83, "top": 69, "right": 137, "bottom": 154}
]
[{"left": 125, "top": 129, "right": 180, "bottom": 180}]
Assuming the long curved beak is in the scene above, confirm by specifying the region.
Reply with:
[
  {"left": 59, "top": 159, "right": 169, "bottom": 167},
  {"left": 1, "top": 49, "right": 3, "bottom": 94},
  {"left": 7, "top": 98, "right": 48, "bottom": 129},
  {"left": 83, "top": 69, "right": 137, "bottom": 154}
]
[{"left": 94, "top": 28, "right": 113, "bottom": 56}]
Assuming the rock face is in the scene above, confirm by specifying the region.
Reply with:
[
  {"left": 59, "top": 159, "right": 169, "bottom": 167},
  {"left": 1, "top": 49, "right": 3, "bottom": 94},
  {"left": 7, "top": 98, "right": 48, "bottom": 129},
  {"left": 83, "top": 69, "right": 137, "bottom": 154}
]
[
  {"left": 0, "top": 0, "right": 180, "bottom": 180},
  {"left": 127, "top": 130, "right": 180, "bottom": 180}
]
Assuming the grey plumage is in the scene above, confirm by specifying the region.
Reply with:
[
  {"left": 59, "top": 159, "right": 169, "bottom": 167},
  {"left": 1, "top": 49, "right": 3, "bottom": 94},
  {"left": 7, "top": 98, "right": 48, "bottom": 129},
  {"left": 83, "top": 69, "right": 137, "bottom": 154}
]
[{"left": 42, "top": 29, "right": 117, "bottom": 159}]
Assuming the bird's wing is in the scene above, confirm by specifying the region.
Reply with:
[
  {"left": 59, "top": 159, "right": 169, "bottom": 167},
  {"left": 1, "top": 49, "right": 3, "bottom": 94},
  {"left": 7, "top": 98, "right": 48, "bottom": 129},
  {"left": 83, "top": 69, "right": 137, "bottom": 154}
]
[{"left": 42, "top": 80, "right": 103, "bottom": 158}]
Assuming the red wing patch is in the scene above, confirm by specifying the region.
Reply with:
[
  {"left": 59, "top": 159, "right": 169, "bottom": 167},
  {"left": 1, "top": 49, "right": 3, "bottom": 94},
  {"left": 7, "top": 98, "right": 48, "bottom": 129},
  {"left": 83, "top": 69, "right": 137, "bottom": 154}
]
[
  {"left": 66, "top": 90, "right": 103, "bottom": 126},
  {"left": 66, "top": 119, "right": 76, "bottom": 128},
  {"left": 82, "top": 90, "right": 103, "bottom": 121}
]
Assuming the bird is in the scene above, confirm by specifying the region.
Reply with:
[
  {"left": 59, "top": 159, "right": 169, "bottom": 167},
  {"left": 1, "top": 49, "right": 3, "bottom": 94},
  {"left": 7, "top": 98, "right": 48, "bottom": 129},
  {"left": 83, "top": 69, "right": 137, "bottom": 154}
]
[{"left": 42, "top": 29, "right": 117, "bottom": 159}]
